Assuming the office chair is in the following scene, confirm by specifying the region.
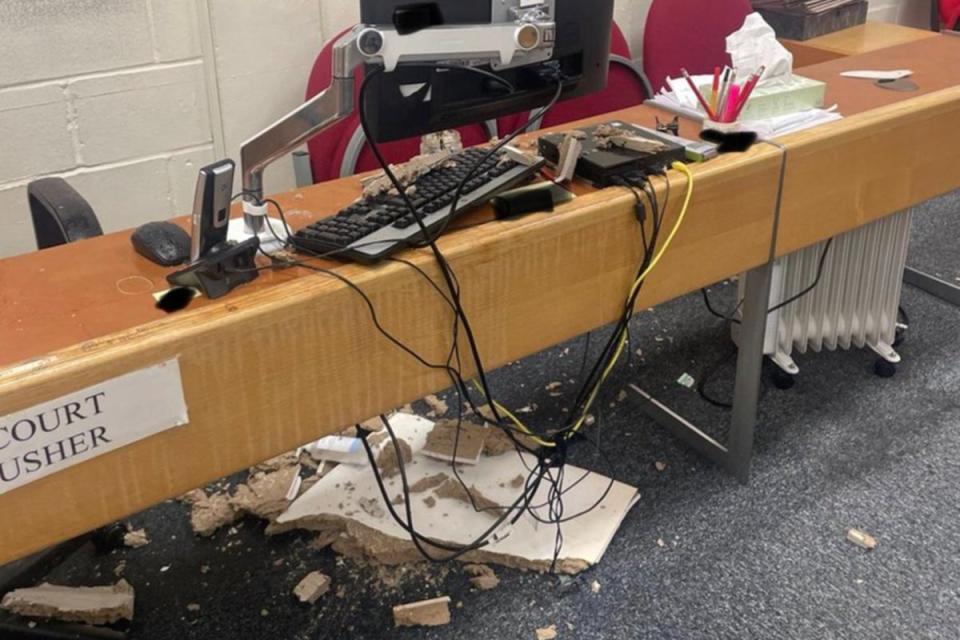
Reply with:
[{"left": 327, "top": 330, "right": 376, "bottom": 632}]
[
  {"left": 941, "top": 0, "right": 960, "bottom": 29},
  {"left": 27, "top": 177, "right": 104, "bottom": 250},
  {"left": 642, "top": 0, "right": 753, "bottom": 94},
  {"left": 302, "top": 29, "right": 496, "bottom": 184},
  {"left": 497, "top": 21, "right": 652, "bottom": 135}
]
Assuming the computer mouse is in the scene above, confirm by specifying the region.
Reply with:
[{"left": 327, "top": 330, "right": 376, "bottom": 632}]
[{"left": 131, "top": 221, "right": 191, "bottom": 267}]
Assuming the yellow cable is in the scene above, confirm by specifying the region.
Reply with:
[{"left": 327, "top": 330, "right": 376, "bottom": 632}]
[
  {"left": 470, "top": 162, "right": 695, "bottom": 446},
  {"left": 628, "top": 161, "right": 695, "bottom": 300}
]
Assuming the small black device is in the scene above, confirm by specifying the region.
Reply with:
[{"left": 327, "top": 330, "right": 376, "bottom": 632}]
[
  {"left": 190, "top": 159, "right": 235, "bottom": 262},
  {"left": 291, "top": 146, "right": 544, "bottom": 263},
  {"left": 491, "top": 183, "right": 555, "bottom": 219},
  {"left": 131, "top": 221, "right": 191, "bottom": 267},
  {"left": 538, "top": 121, "right": 686, "bottom": 187},
  {"left": 167, "top": 236, "right": 261, "bottom": 300}
]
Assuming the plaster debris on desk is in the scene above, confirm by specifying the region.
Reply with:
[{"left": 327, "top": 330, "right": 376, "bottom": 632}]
[
  {"left": 0, "top": 580, "right": 135, "bottom": 626},
  {"left": 361, "top": 139, "right": 462, "bottom": 199},
  {"left": 420, "top": 129, "right": 463, "bottom": 156}
]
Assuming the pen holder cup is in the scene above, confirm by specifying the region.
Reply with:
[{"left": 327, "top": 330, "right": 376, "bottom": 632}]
[{"left": 702, "top": 119, "right": 743, "bottom": 134}]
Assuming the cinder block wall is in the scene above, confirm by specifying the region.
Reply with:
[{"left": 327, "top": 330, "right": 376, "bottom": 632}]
[
  {"left": 0, "top": 0, "right": 325, "bottom": 258},
  {"left": 0, "top": 0, "right": 922, "bottom": 258}
]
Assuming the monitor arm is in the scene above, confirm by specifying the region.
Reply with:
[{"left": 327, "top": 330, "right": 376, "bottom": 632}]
[
  {"left": 240, "top": 5, "right": 557, "bottom": 234},
  {"left": 240, "top": 28, "right": 364, "bottom": 233}
]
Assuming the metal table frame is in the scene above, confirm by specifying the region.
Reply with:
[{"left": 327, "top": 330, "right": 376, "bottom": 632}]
[
  {"left": 628, "top": 262, "right": 774, "bottom": 484},
  {"left": 905, "top": 267, "right": 960, "bottom": 308}
]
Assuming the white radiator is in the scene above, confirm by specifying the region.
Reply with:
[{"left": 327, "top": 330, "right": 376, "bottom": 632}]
[{"left": 737, "top": 211, "right": 912, "bottom": 374}]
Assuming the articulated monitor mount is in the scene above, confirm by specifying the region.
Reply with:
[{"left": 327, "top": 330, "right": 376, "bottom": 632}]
[{"left": 238, "top": 1, "right": 559, "bottom": 237}]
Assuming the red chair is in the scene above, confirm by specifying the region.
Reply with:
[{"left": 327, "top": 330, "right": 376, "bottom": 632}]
[
  {"left": 496, "top": 21, "right": 652, "bottom": 136},
  {"left": 304, "top": 29, "right": 496, "bottom": 184},
  {"left": 942, "top": 0, "right": 960, "bottom": 29},
  {"left": 643, "top": 0, "right": 753, "bottom": 95}
]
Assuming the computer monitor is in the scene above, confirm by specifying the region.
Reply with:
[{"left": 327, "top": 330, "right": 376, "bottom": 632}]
[
  {"left": 239, "top": 0, "right": 614, "bottom": 234},
  {"left": 358, "top": 0, "right": 615, "bottom": 142}
]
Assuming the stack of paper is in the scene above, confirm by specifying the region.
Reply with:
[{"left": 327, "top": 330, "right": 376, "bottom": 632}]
[
  {"left": 752, "top": 0, "right": 861, "bottom": 14},
  {"left": 646, "top": 78, "right": 842, "bottom": 139}
]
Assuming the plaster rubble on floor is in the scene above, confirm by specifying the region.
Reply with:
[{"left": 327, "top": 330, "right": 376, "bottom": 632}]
[
  {"left": 1, "top": 580, "right": 135, "bottom": 625},
  {"left": 188, "top": 490, "right": 240, "bottom": 537},
  {"left": 393, "top": 595, "right": 452, "bottom": 627},
  {"left": 293, "top": 572, "right": 331, "bottom": 604},
  {"left": 276, "top": 414, "right": 640, "bottom": 574},
  {"left": 421, "top": 419, "right": 487, "bottom": 464}
]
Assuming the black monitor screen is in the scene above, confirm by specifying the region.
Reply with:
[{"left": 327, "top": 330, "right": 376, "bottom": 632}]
[
  {"left": 358, "top": 0, "right": 615, "bottom": 143},
  {"left": 361, "top": 0, "right": 491, "bottom": 25}
]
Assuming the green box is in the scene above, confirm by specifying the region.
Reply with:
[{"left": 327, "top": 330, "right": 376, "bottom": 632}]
[{"left": 701, "top": 74, "right": 827, "bottom": 121}]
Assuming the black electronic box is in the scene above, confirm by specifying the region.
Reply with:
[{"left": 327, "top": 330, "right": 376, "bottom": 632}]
[{"left": 538, "top": 121, "right": 686, "bottom": 187}]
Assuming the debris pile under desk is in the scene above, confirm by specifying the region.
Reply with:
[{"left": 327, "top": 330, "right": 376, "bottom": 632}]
[
  {"left": 0, "top": 405, "right": 639, "bottom": 632},
  {"left": 273, "top": 413, "right": 640, "bottom": 575}
]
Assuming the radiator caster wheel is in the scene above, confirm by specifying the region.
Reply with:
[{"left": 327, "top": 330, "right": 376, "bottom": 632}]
[
  {"left": 764, "top": 358, "right": 796, "bottom": 390},
  {"left": 874, "top": 358, "right": 897, "bottom": 378},
  {"left": 770, "top": 367, "right": 796, "bottom": 390}
]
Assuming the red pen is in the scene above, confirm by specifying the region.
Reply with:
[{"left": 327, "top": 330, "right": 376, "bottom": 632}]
[
  {"left": 724, "top": 84, "right": 741, "bottom": 123},
  {"left": 681, "top": 68, "right": 716, "bottom": 121},
  {"left": 734, "top": 66, "right": 766, "bottom": 120}
]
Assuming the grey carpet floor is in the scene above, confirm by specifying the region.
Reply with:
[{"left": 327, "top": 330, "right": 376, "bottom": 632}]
[{"left": 2, "top": 192, "right": 958, "bottom": 639}]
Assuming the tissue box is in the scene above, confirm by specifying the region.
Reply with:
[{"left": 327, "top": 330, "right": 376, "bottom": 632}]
[
  {"left": 700, "top": 74, "right": 826, "bottom": 121},
  {"left": 757, "top": 1, "right": 868, "bottom": 41}
]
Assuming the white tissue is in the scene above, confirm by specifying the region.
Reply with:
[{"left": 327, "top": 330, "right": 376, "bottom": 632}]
[{"left": 726, "top": 12, "right": 794, "bottom": 82}]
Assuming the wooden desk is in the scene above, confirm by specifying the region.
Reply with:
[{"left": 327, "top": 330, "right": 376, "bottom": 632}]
[
  {"left": 782, "top": 22, "right": 940, "bottom": 68},
  {"left": 2, "top": 36, "right": 960, "bottom": 564}
]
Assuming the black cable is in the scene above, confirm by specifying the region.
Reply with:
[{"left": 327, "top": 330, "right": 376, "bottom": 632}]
[
  {"left": 417, "top": 75, "right": 565, "bottom": 247},
  {"left": 358, "top": 415, "right": 545, "bottom": 561},
  {"left": 357, "top": 66, "right": 508, "bottom": 431},
  {"left": 696, "top": 344, "right": 738, "bottom": 409},
  {"left": 244, "top": 65, "right": 640, "bottom": 568},
  {"left": 397, "top": 62, "right": 516, "bottom": 94},
  {"left": 767, "top": 238, "right": 834, "bottom": 314},
  {"left": 252, "top": 182, "right": 624, "bottom": 572},
  {"left": 699, "top": 237, "right": 835, "bottom": 327}
]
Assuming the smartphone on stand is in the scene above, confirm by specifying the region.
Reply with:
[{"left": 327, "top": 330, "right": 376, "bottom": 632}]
[{"left": 190, "top": 159, "right": 235, "bottom": 262}]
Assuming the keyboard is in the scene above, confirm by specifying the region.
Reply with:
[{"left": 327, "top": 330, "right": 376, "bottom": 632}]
[{"left": 291, "top": 147, "right": 546, "bottom": 263}]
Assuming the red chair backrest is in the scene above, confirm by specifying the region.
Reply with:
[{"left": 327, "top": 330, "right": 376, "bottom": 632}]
[
  {"left": 943, "top": 0, "right": 960, "bottom": 27},
  {"left": 497, "top": 21, "right": 647, "bottom": 136},
  {"left": 305, "top": 29, "right": 493, "bottom": 184},
  {"left": 643, "top": 0, "right": 753, "bottom": 95}
]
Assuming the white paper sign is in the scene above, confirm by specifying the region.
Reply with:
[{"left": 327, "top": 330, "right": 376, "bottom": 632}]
[{"left": 0, "top": 359, "right": 189, "bottom": 496}]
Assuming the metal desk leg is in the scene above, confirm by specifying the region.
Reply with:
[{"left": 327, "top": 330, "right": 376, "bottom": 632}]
[
  {"left": 628, "top": 261, "right": 774, "bottom": 484},
  {"left": 904, "top": 267, "right": 960, "bottom": 308}
]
